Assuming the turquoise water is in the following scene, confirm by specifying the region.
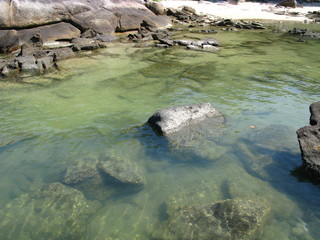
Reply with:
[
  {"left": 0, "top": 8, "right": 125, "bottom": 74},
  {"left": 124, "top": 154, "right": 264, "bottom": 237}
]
[{"left": 0, "top": 23, "right": 320, "bottom": 240}]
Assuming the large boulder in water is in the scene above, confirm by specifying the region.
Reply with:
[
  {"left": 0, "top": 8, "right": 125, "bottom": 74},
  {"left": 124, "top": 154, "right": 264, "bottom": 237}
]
[
  {"left": 148, "top": 103, "right": 227, "bottom": 161},
  {"left": 148, "top": 103, "right": 224, "bottom": 135},
  {"left": 297, "top": 102, "right": 320, "bottom": 182},
  {"left": 0, "top": 182, "right": 99, "bottom": 240},
  {"left": 157, "top": 199, "right": 270, "bottom": 240}
]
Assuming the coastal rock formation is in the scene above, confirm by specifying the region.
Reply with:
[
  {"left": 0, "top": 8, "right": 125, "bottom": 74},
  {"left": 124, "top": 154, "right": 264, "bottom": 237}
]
[
  {"left": 297, "top": 102, "right": 320, "bottom": 182},
  {"left": 157, "top": 199, "right": 270, "bottom": 240},
  {"left": 0, "top": 0, "right": 170, "bottom": 32},
  {"left": 0, "top": 0, "right": 170, "bottom": 53},
  {"left": 0, "top": 182, "right": 99, "bottom": 240}
]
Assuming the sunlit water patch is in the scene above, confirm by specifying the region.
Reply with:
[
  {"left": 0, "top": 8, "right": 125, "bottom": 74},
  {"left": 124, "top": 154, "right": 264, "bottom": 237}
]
[{"left": 0, "top": 22, "right": 320, "bottom": 240}]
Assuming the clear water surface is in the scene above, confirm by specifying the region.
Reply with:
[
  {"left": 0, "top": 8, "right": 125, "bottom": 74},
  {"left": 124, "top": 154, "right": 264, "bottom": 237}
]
[{"left": 0, "top": 21, "right": 319, "bottom": 240}]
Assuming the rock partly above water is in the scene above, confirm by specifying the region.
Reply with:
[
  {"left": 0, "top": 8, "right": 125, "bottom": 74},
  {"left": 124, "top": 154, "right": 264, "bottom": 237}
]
[
  {"left": 159, "top": 199, "right": 270, "bottom": 240},
  {"left": 0, "top": 182, "right": 99, "bottom": 240},
  {"left": 148, "top": 103, "right": 224, "bottom": 135},
  {"left": 297, "top": 102, "right": 320, "bottom": 182},
  {"left": 148, "top": 103, "right": 227, "bottom": 161}
]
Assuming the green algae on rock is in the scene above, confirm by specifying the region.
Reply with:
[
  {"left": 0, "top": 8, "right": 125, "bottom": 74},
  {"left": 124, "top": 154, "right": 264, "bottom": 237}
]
[
  {"left": 156, "top": 198, "right": 270, "bottom": 240},
  {"left": 0, "top": 182, "right": 99, "bottom": 240}
]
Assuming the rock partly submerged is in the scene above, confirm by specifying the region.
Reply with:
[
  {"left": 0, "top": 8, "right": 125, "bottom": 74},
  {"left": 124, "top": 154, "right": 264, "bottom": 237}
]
[
  {"left": 297, "top": 102, "right": 320, "bottom": 182},
  {"left": 147, "top": 103, "right": 227, "bottom": 161},
  {"left": 0, "top": 182, "right": 99, "bottom": 240}
]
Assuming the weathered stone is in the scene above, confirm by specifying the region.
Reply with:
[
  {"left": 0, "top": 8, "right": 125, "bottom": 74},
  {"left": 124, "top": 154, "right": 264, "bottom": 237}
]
[
  {"left": 297, "top": 125, "right": 320, "bottom": 182},
  {"left": 0, "top": 30, "right": 19, "bottom": 53},
  {"left": 49, "top": 48, "right": 76, "bottom": 60},
  {"left": 278, "top": 0, "right": 297, "bottom": 8},
  {"left": 163, "top": 199, "right": 270, "bottom": 240},
  {"left": 182, "top": 6, "right": 196, "bottom": 15},
  {"left": 146, "top": 1, "right": 166, "bottom": 15},
  {"left": 17, "top": 22, "right": 81, "bottom": 45},
  {"left": 0, "top": 182, "right": 98, "bottom": 240},
  {"left": 37, "top": 56, "right": 55, "bottom": 73},
  {"left": 15, "top": 55, "right": 39, "bottom": 74},
  {"left": 71, "top": 37, "right": 101, "bottom": 51},
  {"left": 310, "top": 102, "right": 320, "bottom": 126},
  {"left": 148, "top": 103, "right": 224, "bottom": 135},
  {"left": 99, "top": 156, "right": 145, "bottom": 185},
  {"left": 94, "top": 34, "right": 119, "bottom": 42}
]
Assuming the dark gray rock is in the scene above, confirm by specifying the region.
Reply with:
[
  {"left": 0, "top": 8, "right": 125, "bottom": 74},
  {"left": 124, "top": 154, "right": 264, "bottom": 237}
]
[
  {"left": 99, "top": 156, "right": 145, "bottom": 185},
  {"left": 310, "top": 102, "right": 320, "bottom": 126},
  {"left": 297, "top": 102, "right": 320, "bottom": 182},
  {"left": 0, "top": 182, "right": 99, "bottom": 240},
  {"left": 288, "top": 28, "right": 320, "bottom": 39},
  {"left": 161, "top": 199, "right": 270, "bottom": 240},
  {"left": 148, "top": 103, "right": 223, "bottom": 135},
  {"left": 278, "top": 0, "right": 297, "bottom": 8},
  {"left": 297, "top": 125, "right": 320, "bottom": 182}
]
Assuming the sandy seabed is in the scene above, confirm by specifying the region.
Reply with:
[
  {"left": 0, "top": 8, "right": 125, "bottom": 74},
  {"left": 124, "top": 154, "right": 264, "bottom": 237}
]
[{"left": 161, "top": 0, "right": 320, "bottom": 22}]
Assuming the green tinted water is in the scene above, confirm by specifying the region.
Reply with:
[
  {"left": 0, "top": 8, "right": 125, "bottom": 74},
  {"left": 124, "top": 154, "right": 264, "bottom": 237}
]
[{"left": 0, "top": 23, "right": 320, "bottom": 240}]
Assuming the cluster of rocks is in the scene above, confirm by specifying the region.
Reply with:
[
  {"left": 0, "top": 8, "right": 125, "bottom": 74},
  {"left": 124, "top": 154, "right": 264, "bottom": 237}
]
[
  {"left": 0, "top": 0, "right": 171, "bottom": 78},
  {"left": 62, "top": 153, "right": 145, "bottom": 200},
  {"left": 214, "top": 19, "right": 266, "bottom": 30},
  {"left": 0, "top": 30, "right": 116, "bottom": 77},
  {"left": 288, "top": 28, "right": 320, "bottom": 39},
  {"left": 297, "top": 102, "right": 320, "bottom": 183},
  {"left": 306, "top": 11, "right": 320, "bottom": 22}
]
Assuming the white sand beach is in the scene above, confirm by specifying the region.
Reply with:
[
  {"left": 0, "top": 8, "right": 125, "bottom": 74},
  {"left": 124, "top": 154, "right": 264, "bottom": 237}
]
[{"left": 161, "top": 0, "right": 320, "bottom": 22}]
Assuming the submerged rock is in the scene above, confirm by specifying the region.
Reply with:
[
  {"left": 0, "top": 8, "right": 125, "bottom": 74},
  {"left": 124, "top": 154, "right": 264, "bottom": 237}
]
[
  {"left": 160, "top": 198, "right": 270, "bottom": 240},
  {"left": 0, "top": 182, "right": 98, "bottom": 240},
  {"left": 99, "top": 155, "right": 145, "bottom": 185}
]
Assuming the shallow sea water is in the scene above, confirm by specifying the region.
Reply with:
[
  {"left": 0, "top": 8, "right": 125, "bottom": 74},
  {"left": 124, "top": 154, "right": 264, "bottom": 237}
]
[{"left": 0, "top": 21, "right": 320, "bottom": 240}]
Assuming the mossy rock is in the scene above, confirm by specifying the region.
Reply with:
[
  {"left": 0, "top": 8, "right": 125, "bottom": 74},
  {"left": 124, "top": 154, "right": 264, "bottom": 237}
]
[
  {"left": 99, "top": 155, "right": 145, "bottom": 185},
  {"left": 0, "top": 182, "right": 99, "bottom": 240},
  {"left": 158, "top": 198, "right": 270, "bottom": 240}
]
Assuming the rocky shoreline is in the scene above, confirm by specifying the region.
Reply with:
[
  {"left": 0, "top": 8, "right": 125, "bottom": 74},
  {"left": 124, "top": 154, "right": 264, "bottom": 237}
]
[{"left": 1, "top": 0, "right": 320, "bottom": 79}]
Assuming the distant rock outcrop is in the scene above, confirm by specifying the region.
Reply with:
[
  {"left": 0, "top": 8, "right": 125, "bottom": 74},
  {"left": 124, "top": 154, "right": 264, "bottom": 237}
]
[{"left": 297, "top": 102, "right": 320, "bottom": 182}]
